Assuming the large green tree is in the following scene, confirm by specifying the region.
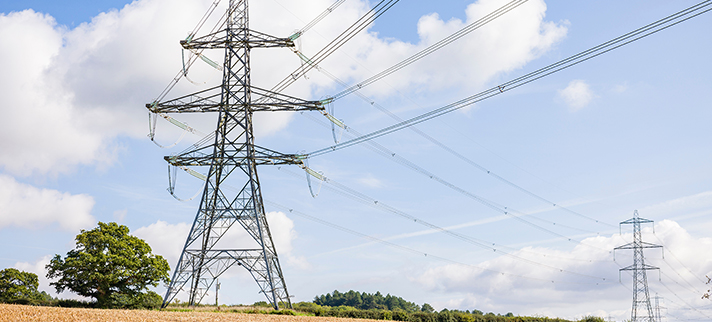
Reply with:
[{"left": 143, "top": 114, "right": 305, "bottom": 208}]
[
  {"left": 0, "top": 268, "right": 42, "bottom": 303},
  {"left": 46, "top": 222, "right": 170, "bottom": 308}
]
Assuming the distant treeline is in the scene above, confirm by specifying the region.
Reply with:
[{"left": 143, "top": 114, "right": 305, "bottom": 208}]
[
  {"left": 304, "top": 290, "right": 603, "bottom": 322},
  {"left": 293, "top": 302, "right": 601, "bottom": 322},
  {"left": 313, "top": 290, "right": 422, "bottom": 312}
]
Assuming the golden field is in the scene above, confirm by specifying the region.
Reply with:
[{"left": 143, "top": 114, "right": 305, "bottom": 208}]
[{"left": 0, "top": 304, "right": 380, "bottom": 322}]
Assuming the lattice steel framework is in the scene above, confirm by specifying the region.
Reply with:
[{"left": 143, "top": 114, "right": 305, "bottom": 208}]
[
  {"left": 146, "top": 0, "right": 324, "bottom": 309},
  {"left": 615, "top": 210, "right": 662, "bottom": 322}
]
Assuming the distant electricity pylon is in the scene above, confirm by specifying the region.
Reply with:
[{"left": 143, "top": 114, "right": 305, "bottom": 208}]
[
  {"left": 146, "top": 0, "right": 325, "bottom": 309},
  {"left": 615, "top": 210, "right": 663, "bottom": 322},
  {"left": 653, "top": 293, "right": 666, "bottom": 322}
]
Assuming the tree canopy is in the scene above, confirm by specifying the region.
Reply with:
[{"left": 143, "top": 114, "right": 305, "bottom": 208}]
[
  {"left": 314, "top": 290, "right": 421, "bottom": 312},
  {"left": 46, "top": 222, "right": 170, "bottom": 308},
  {"left": 0, "top": 268, "right": 42, "bottom": 303}
]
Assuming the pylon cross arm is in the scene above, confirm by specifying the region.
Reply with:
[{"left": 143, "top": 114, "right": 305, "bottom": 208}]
[
  {"left": 147, "top": 86, "right": 222, "bottom": 113},
  {"left": 615, "top": 244, "right": 662, "bottom": 250},
  {"left": 619, "top": 264, "right": 660, "bottom": 271},
  {"left": 181, "top": 28, "right": 294, "bottom": 49},
  {"left": 165, "top": 145, "right": 303, "bottom": 167},
  {"left": 250, "top": 86, "right": 326, "bottom": 112},
  {"left": 147, "top": 85, "right": 324, "bottom": 114},
  {"left": 620, "top": 217, "right": 654, "bottom": 225}
]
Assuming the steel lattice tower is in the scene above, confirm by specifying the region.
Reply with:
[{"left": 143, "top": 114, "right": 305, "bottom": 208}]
[
  {"left": 146, "top": 0, "right": 325, "bottom": 309},
  {"left": 615, "top": 210, "right": 662, "bottom": 322},
  {"left": 653, "top": 293, "right": 665, "bottom": 322}
]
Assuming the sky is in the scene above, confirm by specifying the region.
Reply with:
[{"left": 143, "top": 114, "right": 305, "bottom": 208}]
[{"left": 0, "top": 0, "right": 711, "bottom": 320}]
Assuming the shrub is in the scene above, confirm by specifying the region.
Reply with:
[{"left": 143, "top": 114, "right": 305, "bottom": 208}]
[
  {"left": 393, "top": 311, "right": 410, "bottom": 321},
  {"left": 253, "top": 301, "right": 273, "bottom": 308},
  {"left": 56, "top": 299, "right": 94, "bottom": 308},
  {"left": 270, "top": 309, "right": 296, "bottom": 315},
  {"left": 578, "top": 317, "right": 605, "bottom": 322}
]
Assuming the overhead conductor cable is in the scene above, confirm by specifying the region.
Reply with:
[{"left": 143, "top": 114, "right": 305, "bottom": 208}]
[
  {"left": 261, "top": 0, "right": 401, "bottom": 98},
  {"left": 329, "top": 0, "right": 529, "bottom": 101},
  {"left": 307, "top": 0, "right": 712, "bottom": 157}
]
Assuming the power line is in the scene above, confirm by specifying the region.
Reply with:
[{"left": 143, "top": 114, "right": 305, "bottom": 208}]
[
  {"left": 265, "top": 200, "right": 615, "bottom": 286},
  {"left": 660, "top": 272, "right": 702, "bottom": 304},
  {"left": 659, "top": 279, "right": 712, "bottom": 320},
  {"left": 329, "top": 0, "right": 529, "bottom": 101},
  {"left": 288, "top": 0, "right": 347, "bottom": 40},
  {"left": 262, "top": 0, "right": 401, "bottom": 98},
  {"left": 295, "top": 49, "right": 614, "bottom": 228},
  {"left": 301, "top": 112, "right": 614, "bottom": 244},
  {"left": 153, "top": 0, "right": 228, "bottom": 103},
  {"left": 281, "top": 0, "right": 603, "bottom": 217},
  {"left": 307, "top": 1, "right": 712, "bottom": 157},
  {"left": 660, "top": 262, "right": 706, "bottom": 295},
  {"left": 251, "top": 0, "right": 614, "bottom": 228},
  {"left": 653, "top": 232, "right": 708, "bottom": 284},
  {"left": 277, "top": 165, "right": 615, "bottom": 267},
  {"left": 169, "top": 147, "right": 618, "bottom": 281}
]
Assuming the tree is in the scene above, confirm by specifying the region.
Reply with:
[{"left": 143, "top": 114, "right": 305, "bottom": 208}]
[
  {"left": 314, "top": 290, "right": 421, "bottom": 312},
  {"left": 421, "top": 303, "right": 435, "bottom": 313},
  {"left": 46, "top": 222, "right": 170, "bottom": 308},
  {"left": 0, "top": 268, "right": 42, "bottom": 303}
]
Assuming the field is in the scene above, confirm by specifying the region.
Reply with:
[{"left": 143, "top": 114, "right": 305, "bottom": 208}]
[{"left": 0, "top": 304, "right": 381, "bottom": 322}]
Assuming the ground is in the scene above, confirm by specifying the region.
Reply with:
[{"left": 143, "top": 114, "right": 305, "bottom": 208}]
[{"left": 0, "top": 304, "right": 382, "bottom": 322}]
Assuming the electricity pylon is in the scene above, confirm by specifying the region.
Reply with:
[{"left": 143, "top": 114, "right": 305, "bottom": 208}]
[
  {"left": 146, "top": 0, "right": 325, "bottom": 309},
  {"left": 653, "top": 293, "right": 665, "bottom": 322},
  {"left": 614, "top": 210, "right": 662, "bottom": 322}
]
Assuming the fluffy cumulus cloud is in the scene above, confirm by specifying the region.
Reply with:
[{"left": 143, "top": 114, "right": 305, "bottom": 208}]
[
  {"left": 0, "top": 10, "right": 104, "bottom": 176},
  {"left": 133, "top": 220, "right": 191, "bottom": 266},
  {"left": 0, "top": 0, "right": 567, "bottom": 177},
  {"left": 558, "top": 79, "right": 594, "bottom": 111},
  {"left": 14, "top": 256, "right": 54, "bottom": 295},
  {"left": 133, "top": 211, "right": 307, "bottom": 270},
  {"left": 15, "top": 255, "right": 90, "bottom": 300},
  {"left": 0, "top": 174, "right": 95, "bottom": 230},
  {"left": 0, "top": 1, "right": 215, "bottom": 176},
  {"left": 304, "top": 0, "right": 568, "bottom": 100},
  {"left": 414, "top": 220, "right": 712, "bottom": 320}
]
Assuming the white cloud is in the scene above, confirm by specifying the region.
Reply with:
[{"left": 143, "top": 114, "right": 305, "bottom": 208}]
[
  {"left": 0, "top": 10, "right": 111, "bottom": 176},
  {"left": 267, "top": 211, "right": 296, "bottom": 254},
  {"left": 268, "top": 211, "right": 311, "bottom": 269},
  {"left": 14, "top": 255, "right": 53, "bottom": 295},
  {"left": 113, "top": 209, "right": 127, "bottom": 222},
  {"left": 0, "top": 0, "right": 567, "bottom": 176},
  {"left": 14, "top": 255, "right": 89, "bottom": 300},
  {"left": 357, "top": 173, "right": 384, "bottom": 188},
  {"left": 0, "top": 1, "right": 246, "bottom": 176},
  {"left": 133, "top": 220, "right": 191, "bottom": 266},
  {"left": 641, "top": 190, "right": 712, "bottom": 220},
  {"left": 558, "top": 79, "right": 594, "bottom": 111},
  {"left": 315, "top": 0, "right": 568, "bottom": 99},
  {"left": 0, "top": 174, "right": 95, "bottom": 231},
  {"left": 133, "top": 211, "right": 308, "bottom": 271},
  {"left": 414, "top": 220, "right": 712, "bottom": 320},
  {"left": 612, "top": 82, "right": 628, "bottom": 93}
]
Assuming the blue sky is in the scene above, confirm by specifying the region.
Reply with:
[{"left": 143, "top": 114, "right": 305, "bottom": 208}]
[{"left": 1, "top": 0, "right": 711, "bottom": 320}]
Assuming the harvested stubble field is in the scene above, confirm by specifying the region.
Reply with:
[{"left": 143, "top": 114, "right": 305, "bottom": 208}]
[{"left": 0, "top": 304, "right": 373, "bottom": 322}]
